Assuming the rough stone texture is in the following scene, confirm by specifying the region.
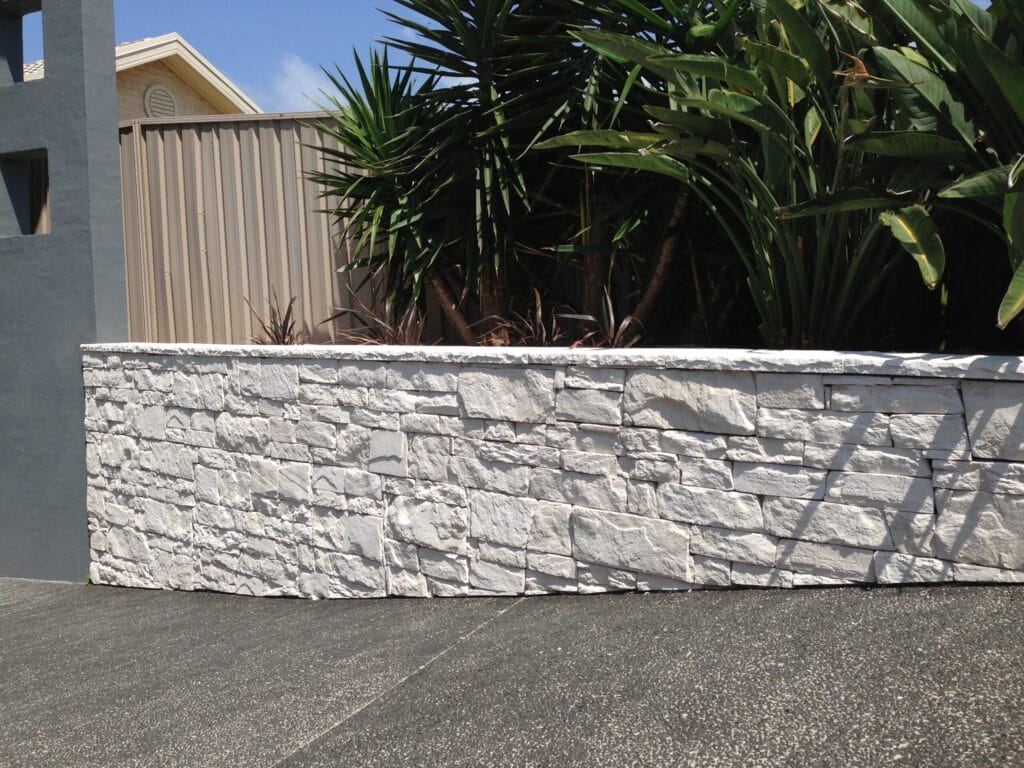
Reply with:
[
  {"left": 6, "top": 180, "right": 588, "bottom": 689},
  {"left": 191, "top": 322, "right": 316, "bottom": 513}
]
[{"left": 84, "top": 348, "right": 1024, "bottom": 597}]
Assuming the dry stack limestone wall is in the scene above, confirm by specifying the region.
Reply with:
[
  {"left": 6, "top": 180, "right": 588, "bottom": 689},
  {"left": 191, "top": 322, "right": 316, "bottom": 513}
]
[{"left": 83, "top": 345, "right": 1024, "bottom": 598}]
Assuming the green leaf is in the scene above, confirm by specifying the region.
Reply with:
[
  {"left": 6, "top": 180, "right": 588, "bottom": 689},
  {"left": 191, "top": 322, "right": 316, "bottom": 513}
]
[
  {"left": 571, "top": 152, "right": 691, "bottom": 182},
  {"left": 659, "top": 137, "right": 732, "bottom": 161},
  {"left": 776, "top": 189, "right": 903, "bottom": 219},
  {"left": 939, "top": 166, "right": 1013, "bottom": 199},
  {"left": 765, "top": 0, "right": 834, "bottom": 91},
  {"left": 1006, "top": 191, "right": 1024, "bottom": 256},
  {"left": 879, "top": 205, "right": 946, "bottom": 289},
  {"left": 645, "top": 106, "right": 732, "bottom": 142},
  {"left": 738, "top": 36, "right": 812, "bottom": 89},
  {"left": 849, "top": 131, "right": 967, "bottom": 159},
  {"left": 572, "top": 29, "right": 676, "bottom": 78},
  {"left": 972, "top": 32, "right": 1024, "bottom": 126},
  {"left": 648, "top": 53, "right": 765, "bottom": 94},
  {"left": 998, "top": 259, "right": 1024, "bottom": 328},
  {"left": 534, "top": 130, "right": 662, "bottom": 151}
]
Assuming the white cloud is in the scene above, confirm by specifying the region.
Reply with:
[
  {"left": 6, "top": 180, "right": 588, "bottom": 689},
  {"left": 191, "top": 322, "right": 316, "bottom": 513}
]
[{"left": 250, "top": 53, "right": 335, "bottom": 113}]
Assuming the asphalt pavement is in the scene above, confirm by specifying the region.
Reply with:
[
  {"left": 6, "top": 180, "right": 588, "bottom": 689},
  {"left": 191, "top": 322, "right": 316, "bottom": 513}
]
[{"left": 2, "top": 579, "right": 1022, "bottom": 767}]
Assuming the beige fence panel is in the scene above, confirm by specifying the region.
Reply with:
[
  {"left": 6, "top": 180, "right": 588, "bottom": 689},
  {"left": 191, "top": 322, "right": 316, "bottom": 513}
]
[{"left": 119, "top": 113, "right": 372, "bottom": 344}]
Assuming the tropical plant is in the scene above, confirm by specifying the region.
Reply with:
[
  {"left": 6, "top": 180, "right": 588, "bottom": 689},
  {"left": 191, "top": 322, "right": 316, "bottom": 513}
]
[{"left": 244, "top": 294, "right": 305, "bottom": 345}]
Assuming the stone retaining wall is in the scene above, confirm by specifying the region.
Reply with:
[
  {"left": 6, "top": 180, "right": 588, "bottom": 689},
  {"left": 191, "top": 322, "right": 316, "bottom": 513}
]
[{"left": 83, "top": 345, "right": 1024, "bottom": 597}]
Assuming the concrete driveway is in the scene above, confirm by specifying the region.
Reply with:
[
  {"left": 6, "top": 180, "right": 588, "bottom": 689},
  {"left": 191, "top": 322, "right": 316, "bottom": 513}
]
[{"left": 1, "top": 579, "right": 1022, "bottom": 767}]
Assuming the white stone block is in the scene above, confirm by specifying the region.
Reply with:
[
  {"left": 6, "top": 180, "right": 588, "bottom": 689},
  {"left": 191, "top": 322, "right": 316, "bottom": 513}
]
[
  {"left": 458, "top": 367, "right": 556, "bottom": 423},
  {"left": 825, "top": 472, "right": 933, "bottom": 513},
  {"left": 561, "top": 451, "right": 619, "bottom": 476},
  {"left": 953, "top": 563, "right": 1024, "bottom": 583},
  {"left": 450, "top": 456, "right": 531, "bottom": 495},
  {"left": 469, "top": 559, "right": 524, "bottom": 593},
  {"left": 691, "top": 526, "right": 777, "bottom": 567},
  {"left": 873, "top": 551, "right": 953, "bottom": 583},
  {"left": 368, "top": 430, "right": 407, "bottom": 477},
  {"left": 387, "top": 567, "right": 430, "bottom": 597},
  {"left": 387, "top": 362, "right": 459, "bottom": 392},
  {"left": 526, "top": 551, "right": 576, "bottom": 580},
  {"left": 726, "top": 437, "right": 803, "bottom": 465},
  {"left": 385, "top": 496, "right": 469, "bottom": 554},
  {"left": 731, "top": 563, "right": 794, "bottom": 589},
  {"left": 468, "top": 490, "right": 535, "bottom": 548},
  {"left": 577, "top": 563, "right": 636, "bottom": 593},
  {"left": 890, "top": 414, "right": 967, "bottom": 451},
  {"left": 408, "top": 435, "right": 450, "bottom": 482},
  {"left": 755, "top": 373, "right": 824, "bottom": 409},
  {"left": 660, "top": 430, "right": 728, "bottom": 459},
  {"left": 555, "top": 389, "right": 622, "bottom": 425},
  {"left": 932, "top": 490, "right": 1024, "bottom": 570},
  {"left": 803, "top": 443, "right": 929, "bottom": 477},
  {"left": 564, "top": 366, "right": 625, "bottom": 391},
  {"left": 572, "top": 509, "right": 691, "bottom": 581},
  {"left": 692, "top": 555, "right": 731, "bottom": 586},
  {"left": 530, "top": 468, "right": 626, "bottom": 512},
  {"left": 627, "top": 482, "right": 659, "bottom": 518},
  {"left": 776, "top": 539, "right": 875, "bottom": 582},
  {"left": 527, "top": 502, "right": 573, "bottom": 556},
  {"left": 963, "top": 381, "right": 1024, "bottom": 460},
  {"left": 623, "top": 370, "right": 756, "bottom": 434},
  {"left": 419, "top": 549, "right": 470, "bottom": 583},
  {"left": 733, "top": 463, "right": 827, "bottom": 500},
  {"left": 757, "top": 409, "right": 890, "bottom": 446},
  {"left": 677, "top": 458, "right": 733, "bottom": 490},
  {"left": 657, "top": 484, "right": 763, "bottom": 532},
  {"left": 762, "top": 497, "right": 892, "bottom": 549},
  {"left": 830, "top": 384, "right": 963, "bottom": 414},
  {"left": 261, "top": 363, "right": 299, "bottom": 400},
  {"left": 215, "top": 413, "right": 269, "bottom": 454}
]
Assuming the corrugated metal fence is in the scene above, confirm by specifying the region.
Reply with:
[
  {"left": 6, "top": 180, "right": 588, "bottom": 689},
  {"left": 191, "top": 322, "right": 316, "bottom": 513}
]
[{"left": 119, "top": 113, "right": 372, "bottom": 343}]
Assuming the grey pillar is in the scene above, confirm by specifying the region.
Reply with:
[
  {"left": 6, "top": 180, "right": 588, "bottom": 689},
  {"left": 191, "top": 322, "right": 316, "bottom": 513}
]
[{"left": 0, "top": 0, "right": 126, "bottom": 580}]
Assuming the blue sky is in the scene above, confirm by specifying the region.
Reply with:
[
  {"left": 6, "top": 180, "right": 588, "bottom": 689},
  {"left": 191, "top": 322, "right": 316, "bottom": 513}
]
[{"left": 23, "top": 1, "right": 413, "bottom": 112}]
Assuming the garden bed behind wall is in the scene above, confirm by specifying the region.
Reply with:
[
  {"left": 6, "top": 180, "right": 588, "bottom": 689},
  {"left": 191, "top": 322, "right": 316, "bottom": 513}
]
[{"left": 84, "top": 345, "right": 1024, "bottom": 598}]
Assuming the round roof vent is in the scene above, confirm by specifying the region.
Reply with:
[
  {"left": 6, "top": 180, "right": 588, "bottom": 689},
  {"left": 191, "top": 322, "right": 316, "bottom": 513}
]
[{"left": 144, "top": 84, "right": 178, "bottom": 118}]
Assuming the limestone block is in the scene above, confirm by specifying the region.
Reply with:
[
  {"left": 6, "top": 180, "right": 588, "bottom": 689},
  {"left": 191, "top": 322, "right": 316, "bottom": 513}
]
[
  {"left": 382, "top": 477, "right": 466, "bottom": 507},
  {"left": 657, "top": 484, "right": 763, "bottom": 532},
  {"left": 126, "top": 405, "right": 167, "bottom": 439},
  {"left": 295, "top": 421, "right": 335, "bottom": 450},
  {"left": 825, "top": 472, "right": 933, "bottom": 513},
  {"left": 677, "top": 458, "right": 733, "bottom": 490},
  {"left": 726, "top": 437, "right": 803, "bottom": 465},
  {"left": 623, "top": 370, "right": 756, "bottom": 434},
  {"left": 730, "top": 563, "right": 794, "bottom": 589},
  {"left": 530, "top": 468, "right": 626, "bottom": 511},
  {"left": 469, "top": 559, "right": 524, "bottom": 593},
  {"left": 416, "top": 393, "right": 460, "bottom": 416},
  {"left": 755, "top": 373, "right": 824, "bottom": 409},
  {"left": 140, "top": 442, "right": 196, "bottom": 480},
  {"left": 336, "top": 424, "right": 373, "bottom": 464},
  {"left": 562, "top": 451, "right": 619, "bottom": 476},
  {"left": 546, "top": 424, "right": 621, "bottom": 455},
  {"left": 890, "top": 414, "right": 967, "bottom": 451},
  {"left": 453, "top": 439, "right": 560, "bottom": 468},
  {"left": 458, "top": 367, "right": 556, "bottom": 423},
  {"left": 776, "top": 539, "right": 875, "bottom": 582},
  {"left": 555, "top": 388, "right": 622, "bottom": 425},
  {"left": 173, "top": 373, "right": 225, "bottom": 411},
  {"left": 953, "top": 563, "right": 1024, "bottom": 583},
  {"left": 963, "top": 381, "right": 1024, "bottom": 460},
  {"left": 298, "top": 361, "right": 338, "bottom": 384},
  {"left": 278, "top": 462, "right": 311, "bottom": 504},
  {"left": 564, "top": 366, "right": 625, "bottom": 392},
  {"left": 932, "top": 490, "right": 1024, "bottom": 570},
  {"left": 572, "top": 509, "right": 692, "bottom": 581},
  {"left": 419, "top": 549, "right": 470, "bottom": 583},
  {"left": 635, "top": 574, "right": 694, "bottom": 592},
  {"left": 368, "top": 430, "right": 408, "bottom": 477},
  {"left": 526, "top": 551, "right": 576, "bottom": 580},
  {"left": 577, "top": 563, "right": 637, "bottom": 593},
  {"left": 757, "top": 409, "right": 890, "bottom": 446},
  {"left": 660, "top": 430, "right": 729, "bottom": 459},
  {"left": 691, "top": 526, "right": 777, "bottom": 567},
  {"left": 215, "top": 413, "right": 269, "bottom": 454},
  {"left": 387, "top": 362, "right": 460, "bottom": 392},
  {"left": 884, "top": 511, "right": 936, "bottom": 558},
  {"left": 803, "top": 443, "right": 929, "bottom": 477},
  {"left": 387, "top": 567, "right": 430, "bottom": 597},
  {"left": 692, "top": 555, "right": 731, "bottom": 586},
  {"left": 873, "top": 551, "right": 953, "bottom": 583},
  {"left": 733, "top": 463, "right": 828, "bottom": 500},
  {"left": 762, "top": 497, "right": 892, "bottom": 549},
  {"left": 408, "top": 435, "right": 450, "bottom": 482},
  {"left": 525, "top": 572, "right": 578, "bottom": 594},
  {"left": 620, "top": 428, "right": 663, "bottom": 453},
  {"left": 261, "top": 363, "right": 299, "bottom": 400},
  {"left": 627, "top": 482, "right": 659, "bottom": 518},
  {"left": 625, "top": 457, "right": 679, "bottom": 483},
  {"left": 469, "top": 490, "right": 535, "bottom": 548},
  {"left": 450, "top": 456, "right": 531, "bottom": 496},
  {"left": 830, "top": 384, "right": 963, "bottom": 414},
  {"left": 527, "top": 502, "right": 573, "bottom": 556},
  {"left": 385, "top": 496, "right": 469, "bottom": 554},
  {"left": 932, "top": 461, "right": 1024, "bottom": 496},
  {"left": 384, "top": 538, "right": 420, "bottom": 572},
  {"left": 475, "top": 541, "right": 526, "bottom": 568}
]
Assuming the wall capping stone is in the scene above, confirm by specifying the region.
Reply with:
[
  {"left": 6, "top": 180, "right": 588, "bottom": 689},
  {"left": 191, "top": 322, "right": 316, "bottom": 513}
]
[{"left": 83, "top": 343, "right": 1024, "bottom": 382}]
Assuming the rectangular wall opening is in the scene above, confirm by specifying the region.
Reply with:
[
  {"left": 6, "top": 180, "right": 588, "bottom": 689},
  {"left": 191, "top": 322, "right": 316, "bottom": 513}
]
[
  {"left": 0, "top": 148, "right": 50, "bottom": 236},
  {"left": 0, "top": 3, "right": 43, "bottom": 87}
]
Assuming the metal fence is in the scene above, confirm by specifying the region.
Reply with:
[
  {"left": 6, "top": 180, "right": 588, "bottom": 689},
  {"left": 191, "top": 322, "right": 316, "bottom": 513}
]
[{"left": 119, "top": 112, "right": 371, "bottom": 343}]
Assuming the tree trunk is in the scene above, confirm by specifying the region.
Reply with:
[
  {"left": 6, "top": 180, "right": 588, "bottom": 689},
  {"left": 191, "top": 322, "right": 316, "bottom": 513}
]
[
  {"left": 428, "top": 270, "right": 476, "bottom": 345},
  {"left": 627, "top": 192, "right": 689, "bottom": 342},
  {"left": 582, "top": 173, "right": 612, "bottom": 319}
]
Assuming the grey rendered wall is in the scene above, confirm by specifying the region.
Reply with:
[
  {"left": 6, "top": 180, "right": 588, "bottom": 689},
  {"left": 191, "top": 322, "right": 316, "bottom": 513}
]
[{"left": 0, "top": 0, "right": 126, "bottom": 580}]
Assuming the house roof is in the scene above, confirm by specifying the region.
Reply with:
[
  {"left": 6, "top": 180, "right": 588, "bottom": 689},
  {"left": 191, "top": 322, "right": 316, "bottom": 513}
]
[{"left": 24, "top": 33, "right": 261, "bottom": 115}]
